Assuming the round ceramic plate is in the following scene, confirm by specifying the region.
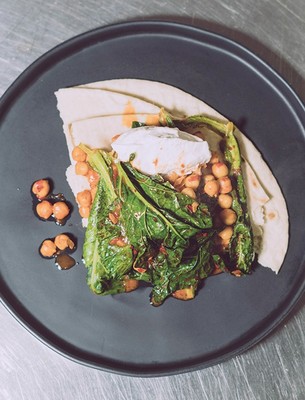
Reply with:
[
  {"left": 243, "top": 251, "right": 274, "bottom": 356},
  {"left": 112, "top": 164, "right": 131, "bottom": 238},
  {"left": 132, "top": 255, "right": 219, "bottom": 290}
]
[{"left": 1, "top": 21, "right": 305, "bottom": 376}]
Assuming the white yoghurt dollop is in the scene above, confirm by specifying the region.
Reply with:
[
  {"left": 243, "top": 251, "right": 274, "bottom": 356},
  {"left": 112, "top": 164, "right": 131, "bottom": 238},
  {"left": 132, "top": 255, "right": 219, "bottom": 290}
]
[{"left": 111, "top": 126, "right": 211, "bottom": 176}]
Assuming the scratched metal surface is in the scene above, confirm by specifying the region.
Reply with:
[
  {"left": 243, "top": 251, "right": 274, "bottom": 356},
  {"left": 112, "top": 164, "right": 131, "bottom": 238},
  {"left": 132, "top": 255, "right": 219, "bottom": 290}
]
[{"left": 0, "top": 1, "right": 305, "bottom": 399}]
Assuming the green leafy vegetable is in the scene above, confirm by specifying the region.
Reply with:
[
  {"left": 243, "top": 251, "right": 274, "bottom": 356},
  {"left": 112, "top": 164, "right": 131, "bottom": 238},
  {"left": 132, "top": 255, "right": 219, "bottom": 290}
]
[
  {"left": 82, "top": 146, "right": 132, "bottom": 295},
  {"left": 161, "top": 110, "right": 254, "bottom": 274},
  {"left": 80, "top": 110, "right": 254, "bottom": 305},
  {"left": 80, "top": 145, "right": 215, "bottom": 305}
]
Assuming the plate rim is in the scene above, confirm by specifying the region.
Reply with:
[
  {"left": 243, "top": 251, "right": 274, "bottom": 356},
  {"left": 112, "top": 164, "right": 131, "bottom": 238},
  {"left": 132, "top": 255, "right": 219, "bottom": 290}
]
[{"left": 1, "top": 20, "right": 305, "bottom": 377}]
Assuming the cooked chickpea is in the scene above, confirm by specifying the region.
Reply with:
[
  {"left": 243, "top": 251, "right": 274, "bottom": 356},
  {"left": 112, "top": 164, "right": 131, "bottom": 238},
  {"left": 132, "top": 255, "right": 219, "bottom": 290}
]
[
  {"left": 220, "top": 238, "right": 230, "bottom": 249},
  {"left": 79, "top": 206, "right": 91, "bottom": 218},
  {"left": 166, "top": 171, "right": 179, "bottom": 184},
  {"left": 212, "top": 162, "right": 229, "bottom": 178},
  {"left": 190, "top": 201, "right": 199, "bottom": 213},
  {"left": 40, "top": 239, "right": 57, "bottom": 258},
  {"left": 75, "top": 161, "right": 89, "bottom": 176},
  {"left": 218, "top": 226, "right": 234, "bottom": 241},
  {"left": 184, "top": 174, "right": 201, "bottom": 190},
  {"left": 219, "top": 208, "right": 237, "bottom": 225},
  {"left": 54, "top": 234, "right": 75, "bottom": 251},
  {"left": 109, "top": 237, "right": 126, "bottom": 247},
  {"left": 218, "top": 176, "right": 232, "bottom": 194},
  {"left": 173, "top": 175, "right": 186, "bottom": 191},
  {"left": 181, "top": 187, "right": 196, "bottom": 199},
  {"left": 124, "top": 277, "right": 139, "bottom": 292},
  {"left": 76, "top": 190, "right": 92, "bottom": 207},
  {"left": 204, "top": 180, "right": 219, "bottom": 197},
  {"left": 214, "top": 235, "right": 230, "bottom": 251},
  {"left": 108, "top": 212, "right": 118, "bottom": 224},
  {"left": 231, "top": 270, "right": 243, "bottom": 277},
  {"left": 53, "top": 201, "right": 70, "bottom": 220},
  {"left": 87, "top": 169, "right": 100, "bottom": 188},
  {"left": 72, "top": 146, "right": 86, "bottom": 162},
  {"left": 36, "top": 200, "right": 53, "bottom": 219},
  {"left": 218, "top": 194, "right": 233, "bottom": 209},
  {"left": 203, "top": 174, "right": 215, "bottom": 184},
  {"left": 209, "top": 151, "right": 220, "bottom": 164},
  {"left": 32, "top": 179, "right": 50, "bottom": 199}
]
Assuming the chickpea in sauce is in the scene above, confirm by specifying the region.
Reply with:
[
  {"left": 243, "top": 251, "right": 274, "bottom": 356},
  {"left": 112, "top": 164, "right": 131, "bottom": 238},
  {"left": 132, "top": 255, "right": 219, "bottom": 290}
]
[
  {"left": 166, "top": 150, "right": 238, "bottom": 268},
  {"left": 71, "top": 146, "right": 101, "bottom": 220},
  {"left": 32, "top": 179, "right": 50, "bottom": 199},
  {"left": 39, "top": 234, "right": 76, "bottom": 270},
  {"left": 32, "top": 178, "right": 71, "bottom": 225},
  {"left": 32, "top": 179, "right": 76, "bottom": 270}
]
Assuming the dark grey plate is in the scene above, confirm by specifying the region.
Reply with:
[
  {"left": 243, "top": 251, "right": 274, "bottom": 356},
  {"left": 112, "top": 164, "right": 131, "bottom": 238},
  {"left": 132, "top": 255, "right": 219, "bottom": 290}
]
[{"left": 0, "top": 21, "right": 305, "bottom": 376}]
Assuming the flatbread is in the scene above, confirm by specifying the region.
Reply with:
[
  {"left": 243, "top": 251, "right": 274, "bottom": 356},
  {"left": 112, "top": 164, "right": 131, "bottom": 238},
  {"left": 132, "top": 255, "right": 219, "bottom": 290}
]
[
  {"left": 55, "top": 87, "right": 160, "bottom": 162},
  {"left": 70, "top": 114, "right": 159, "bottom": 153},
  {"left": 55, "top": 79, "right": 289, "bottom": 273}
]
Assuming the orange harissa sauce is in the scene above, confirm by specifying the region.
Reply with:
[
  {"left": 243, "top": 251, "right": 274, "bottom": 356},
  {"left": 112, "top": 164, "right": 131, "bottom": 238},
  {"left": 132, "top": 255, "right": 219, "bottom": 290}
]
[
  {"left": 122, "top": 101, "right": 137, "bottom": 127},
  {"left": 122, "top": 101, "right": 160, "bottom": 127},
  {"left": 145, "top": 114, "right": 160, "bottom": 125}
]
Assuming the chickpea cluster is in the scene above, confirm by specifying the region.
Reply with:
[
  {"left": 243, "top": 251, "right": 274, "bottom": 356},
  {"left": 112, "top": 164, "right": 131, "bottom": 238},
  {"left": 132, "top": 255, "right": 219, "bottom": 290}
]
[
  {"left": 36, "top": 199, "right": 70, "bottom": 221},
  {"left": 166, "top": 152, "right": 236, "bottom": 252},
  {"left": 40, "top": 234, "right": 75, "bottom": 258},
  {"left": 32, "top": 179, "right": 77, "bottom": 269},
  {"left": 72, "top": 146, "right": 100, "bottom": 218},
  {"left": 32, "top": 179, "right": 70, "bottom": 223}
]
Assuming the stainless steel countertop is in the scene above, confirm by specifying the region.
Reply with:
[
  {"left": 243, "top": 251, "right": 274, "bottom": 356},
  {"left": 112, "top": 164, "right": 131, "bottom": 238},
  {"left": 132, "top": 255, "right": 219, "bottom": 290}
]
[{"left": 1, "top": 1, "right": 304, "bottom": 399}]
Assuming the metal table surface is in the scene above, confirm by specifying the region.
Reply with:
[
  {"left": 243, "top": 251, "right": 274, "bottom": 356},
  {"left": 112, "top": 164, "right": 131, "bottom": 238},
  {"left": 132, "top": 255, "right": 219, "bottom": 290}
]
[{"left": 0, "top": 1, "right": 304, "bottom": 399}]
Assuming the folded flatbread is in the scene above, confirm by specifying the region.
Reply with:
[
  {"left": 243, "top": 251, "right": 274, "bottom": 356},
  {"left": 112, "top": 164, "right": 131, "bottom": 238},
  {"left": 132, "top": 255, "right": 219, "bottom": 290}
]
[{"left": 55, "top": 79, "right": 289, "bottom": 273}]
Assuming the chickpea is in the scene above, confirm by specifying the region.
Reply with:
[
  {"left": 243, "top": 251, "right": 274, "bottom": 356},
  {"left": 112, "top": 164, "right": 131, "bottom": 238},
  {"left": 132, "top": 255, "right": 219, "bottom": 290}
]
[
  {"left": 87, "top": 169, "right": 100, "bottom": 188},
  {"left": 181, "top": 187, "right": 196, "bottom": 199},
  {"left": 212, "top": 162, "right": 229, "bottom": 178},
  {"left": 72, "top": 146, "right": 86, "bottom": 162},
  {"left": 40, "top": 239, "right": 57, "bottom": 258},
  {"left": 203, "top": 174, "right": 215, "bottom": 184},
  {"left": 36, "top": 200, "right": 53, "bottom": 219},
  {"left": 75, "top": 161, "right": 89, "bottom": 176},
  {"left": 209, "top": 151, "right": 220, "bottom": 164},
  {"left": 108, "top": 212, "right": 118, "bottom": 224},
  {"left": 219, "top": 208, "right": 237, "bottom": 225},
  {"left": 54, "top": 234, "right": 75, "bottom": 251},
  {"left": 53, "top": 201, "right": 70, "bottom": 220},
  {"left": 79, "top": 206, "right": 91, "bottom": 218},
  {"left": 166, "top": 171, "right": 179, "bottom": 184},
  {"left": 218, "top": 194, "right": 233, "bottom": 209},
  {"left": 218, "top": 226, "right": 234, "bottom": 241},
  {"left": 220, "top": 238, "right": 230, "bottom": 250},
  {"left": 218, "top": 176, "right": 232, "bottom": 194},
  {"left": 124, "top": 277, "right": 139, "bottom": 293},
  {"left": 231, "top": 270, "right": 243, "bottom": 277},
  {"left": 204, "top": 180, "right": 219, "bottom": 197},
  {"left": 190, "top": 201, "right": 199, "bottom": 213},
  {"left": 32, "top": 179, "right": 50, "bottom": 199},
  {"left": 109, "top": 237, "right": 126, "bottom": 247},
  {"left": 173, "top": 175, "right": 186, "bottom": 191},
  {"left": 76, "top": 190, "right": 92, "bottom": 207},
  {"left": 214, "top": 235, "right": 230, "bottom": 251},
  {"left": 184, "top": 174, "right": 200, "bottom": 190}
]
